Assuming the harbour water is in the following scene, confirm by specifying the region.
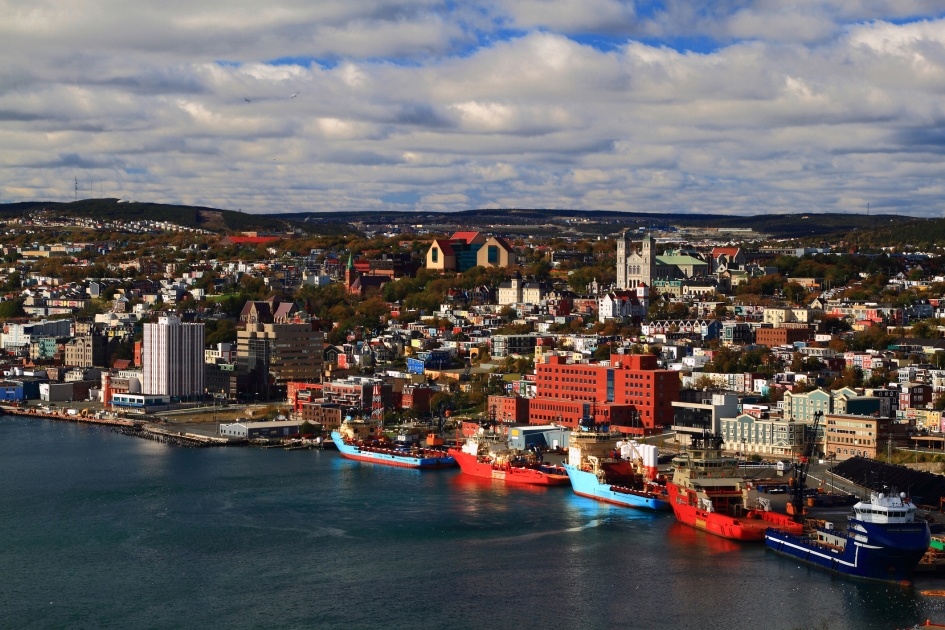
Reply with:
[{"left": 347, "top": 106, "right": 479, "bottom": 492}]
[{"left": 2, "top": 415, "right": 944, "bottom": 630}]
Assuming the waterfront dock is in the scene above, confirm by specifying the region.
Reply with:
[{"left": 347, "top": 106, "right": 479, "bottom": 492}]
[{"left": 0, "top": 405, "right": 137, "bottom": 428}]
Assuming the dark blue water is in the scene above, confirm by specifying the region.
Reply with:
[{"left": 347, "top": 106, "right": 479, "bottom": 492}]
[{"left": 2, "top": 416, "right": 944, "bottom": 630}]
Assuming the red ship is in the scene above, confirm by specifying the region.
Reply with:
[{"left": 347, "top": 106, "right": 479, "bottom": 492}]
[
  {"left": 667, "top": 434, "right": 802, "bottom": 541},
  {"left": 448, "top": 439, "right": 570, "bottom": 486}
]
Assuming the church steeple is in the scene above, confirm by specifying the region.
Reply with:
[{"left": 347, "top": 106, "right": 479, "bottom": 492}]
[{"left": 345, "top": 252, "right": 357, "bottom": 289}]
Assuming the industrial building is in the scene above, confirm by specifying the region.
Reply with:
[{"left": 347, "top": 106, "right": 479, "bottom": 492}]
[
  {"left": 219, "top": 420, "right": 304, "bottom": 439},
  {"left": 507, "top": 425, "right": 570, "bottom": 451}
]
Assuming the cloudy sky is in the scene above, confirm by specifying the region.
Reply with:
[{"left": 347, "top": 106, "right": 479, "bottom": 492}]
[{"left": 2, "top": 1, "right": 945, "bottom": 216}]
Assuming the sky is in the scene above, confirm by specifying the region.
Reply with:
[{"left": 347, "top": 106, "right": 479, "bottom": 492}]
[{"left": 3, "top": 1, "right": 945, "bottom": 216}]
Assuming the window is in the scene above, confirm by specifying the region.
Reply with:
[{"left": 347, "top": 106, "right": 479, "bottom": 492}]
[
  {"left": 488, "top": 245, "right": 498, "bottom": 264},
  {"left": 431, "top": 248, "right": 439, "bottom": 263}
]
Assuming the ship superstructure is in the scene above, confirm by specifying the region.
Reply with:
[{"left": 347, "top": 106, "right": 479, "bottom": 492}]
[
  {"left": 449, "top": 437, "right": 570, "bottom": 485},
  {"left": 766, "top": 490, "right": 931, "bottom": 584},
  {"left": 564, "top": 418, "right": 669, "bottom": 511},
  {"left": 666, "top": 433, "right": 802, "bottom": 540}
]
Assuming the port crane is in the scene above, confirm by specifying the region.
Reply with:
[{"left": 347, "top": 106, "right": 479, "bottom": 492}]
[{"left": 788, "top": 410, "right": 823, "bottom": 521}]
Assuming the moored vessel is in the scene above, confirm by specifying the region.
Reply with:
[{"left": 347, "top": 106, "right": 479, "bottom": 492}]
[
  {"left": 448, "top": 438, "right": 570, "bottom": 485},
  {"left": 765, "top": 490, "right": 931, "bottom": 584},
  {"left": 564, "top": 418, "right": 669, "bottom": 511},
  {"left": 331, "top": 419, "right": 456, "bottom": 469},
  {"left": 666, "top": 433, "right": 802, "bottom": 540}
]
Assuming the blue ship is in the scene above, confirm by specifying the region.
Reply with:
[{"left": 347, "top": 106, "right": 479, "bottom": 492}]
[
  {"left": 765, "top": 490, "right": 931, "bottom": 584},
  {"left": 330, "top": 431, "right": 456, "bottom": 469},
  {"left": 565, "top": 464, "right": 670, "bottom": 510},
  {"left": 564, "top": 421, "right": 670, "bottom": 511}
]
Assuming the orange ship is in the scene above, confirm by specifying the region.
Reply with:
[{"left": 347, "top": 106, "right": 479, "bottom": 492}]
[
  {"left": 667, "top": 434, "right": 802, "bottom": 541},
  {"left": 448, "top": 438, "right": 570, "bottom": 486}
]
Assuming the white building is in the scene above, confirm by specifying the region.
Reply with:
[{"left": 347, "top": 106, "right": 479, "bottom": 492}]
[
  {"left": 1, "top": 319, "right": 72, "bottom": 350},
  {"left": 143, "top": 315, "right": 205, "bottom": 398},
  {"left": 598, "top": 286, "right": 649, "bottom": 322}
]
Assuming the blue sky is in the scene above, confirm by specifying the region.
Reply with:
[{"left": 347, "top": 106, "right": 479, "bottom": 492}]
[{"left": 3, "top": 0, "right": 945, "bottom": 216}]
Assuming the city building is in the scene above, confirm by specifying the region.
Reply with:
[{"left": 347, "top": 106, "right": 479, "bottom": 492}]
[
  {"left": 824, "top": 413, "right": 899, "bottom": 461},
  {"left": 300, "top": 402, "right": 345, "bottom": 429},
  {"left": 476, "top": 236, "right": 516, "bottom": 268},
  {"left": 63, "top": 332, "right": 110, "bottom": 368},
  {"left": 598, "top": 288, "right": 648, "bottom": 322},
  {"left": 143, "top": 315, "right": 205, "bottom": 399},
  {"left": 721, "top": 413, "right": 805, "bottom": 457},
  {"left": 497, "top": 273, "right": 550, "bottom": 305},
  {"left": 407, "top": 350, "right": 452, "bottom": 375},
  {"left": 671, "top": 393, "right": 739, "bottom": 445},
  {"left": 491, "top": 334, "right": 540, "bottom": 358},
  {"left": 755, "top": 326, "right": 814, "bottom": 347},
  {"left": 900, "top": 382, "right": 932, "bottom": 411},
  {"left": 528, "top": 354, "right": 680, "bottom": 435},
  {"left": 488, "top": 395, "right": 530, "bottom": 424},
  {"left": 237, "top": 323, "right": 325, "bottom": 398},
  {"left": 321, "top": 376, "right": 393, "bottom": 410}
]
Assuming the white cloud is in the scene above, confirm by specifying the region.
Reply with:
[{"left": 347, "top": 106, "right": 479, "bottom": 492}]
[{"left": 3, "top": 2, "right": 945, "bottom": 215}]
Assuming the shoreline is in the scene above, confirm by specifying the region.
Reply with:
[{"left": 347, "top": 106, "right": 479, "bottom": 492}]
[{"left": 0, "top": 407, "right": 337, "bottom": 450}]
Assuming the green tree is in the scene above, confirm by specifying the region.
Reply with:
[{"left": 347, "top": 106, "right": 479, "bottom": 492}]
[
  {"left": 783, "top": 282, "right": 806, "bottom": 305},
  {"left": 206, "top": 319, "right": 237, "bottom": 346},
  {"left": 0, "top": 299, "right": 24, "bottom": 319}
]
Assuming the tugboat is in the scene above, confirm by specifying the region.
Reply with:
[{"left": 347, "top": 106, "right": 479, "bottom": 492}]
[
  {"left": 564, "top": 415, "right": 670, "bottom": 511},
  {"left": 331, "top": 419, "right": 456, "bottom": 469},
  {"left": 666, "top": 432, "right": 802, "bottom": 540},
  {"left": 765, "top": 490, "right": 931, "bottom": 584}
]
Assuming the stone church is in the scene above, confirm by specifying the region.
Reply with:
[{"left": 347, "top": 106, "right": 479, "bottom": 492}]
[{"left": 616, "top": 232, "right": 708, "bottom": 290}]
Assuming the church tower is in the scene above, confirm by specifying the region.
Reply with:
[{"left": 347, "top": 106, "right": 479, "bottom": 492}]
[
  {"left": 616, "top": 231, "right": 629, "bottom": 290},
  {"left": 641, "top": 234, "right": 653, "bottom": 287}
]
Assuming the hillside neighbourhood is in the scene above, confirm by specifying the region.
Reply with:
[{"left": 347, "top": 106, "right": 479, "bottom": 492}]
[{"left": 2, "top": 206, "right": 944, "bottom": 465}]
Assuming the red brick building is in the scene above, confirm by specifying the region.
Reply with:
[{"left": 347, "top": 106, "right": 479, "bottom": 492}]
[
  {"left": 301, "top": 402, "right": 345, "bottom": 429},
  {"left": 755, "top": 326, "right": 814, "bottom": 347},
  {"left": 528, "top": 354, "right": 680, "bottom": 435},
  {"left": 900, "top": 382, "right": 932, "bottom": 411},
  {"left": 401, "top": 386, "right": 433, "bottom": 413},
  {"left": 488, "top": 395, "right": 530, "bottom": 424}
]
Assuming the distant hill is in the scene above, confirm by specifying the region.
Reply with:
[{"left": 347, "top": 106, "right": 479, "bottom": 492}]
[
  {"left": 0, "top": 199, "right": 357, "bottom": 236},
  {"left": 273, "top": 208, "right": 923, "bottom": 239},
  {"left": 1, "top": 200, "right": 937, "bottom": 242}
]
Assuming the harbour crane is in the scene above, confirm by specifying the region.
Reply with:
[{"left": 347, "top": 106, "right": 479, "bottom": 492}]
[{"left": 789, "top": 410, "right": 823, "bottom": 521}]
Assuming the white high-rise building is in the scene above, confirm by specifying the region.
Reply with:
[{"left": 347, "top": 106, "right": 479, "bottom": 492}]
[{"left": 143, "top": 315, "right": 205, "bottom": 398}]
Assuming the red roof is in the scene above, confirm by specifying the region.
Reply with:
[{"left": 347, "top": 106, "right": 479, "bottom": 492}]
[
  {"left": 711, "top": 247, "right": 740, "bottom": 258},
  {"left": 450, "top": 231, "right": 481, "bottom": 244},
  {"left": 430, "top": 239, "right": 455, "bottom": 256}
]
